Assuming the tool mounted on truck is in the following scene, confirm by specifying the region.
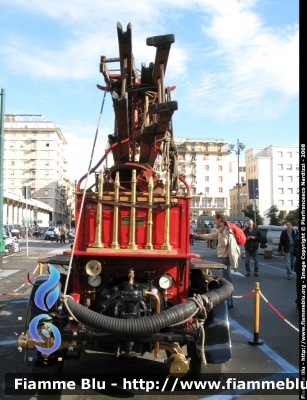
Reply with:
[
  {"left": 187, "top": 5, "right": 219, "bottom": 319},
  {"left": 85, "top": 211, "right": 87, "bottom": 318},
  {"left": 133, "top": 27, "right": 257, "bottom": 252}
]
[{"left": 18, "top": 22, "right": 233, "bottom": 378}]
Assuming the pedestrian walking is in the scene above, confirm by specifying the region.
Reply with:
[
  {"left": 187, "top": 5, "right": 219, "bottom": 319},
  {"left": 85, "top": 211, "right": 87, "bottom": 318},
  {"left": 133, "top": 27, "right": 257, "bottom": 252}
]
[
  {"left": 190, "top": 226, "right": 194, "bottom": 246},
  {"left": 278, "top": 221, "right": 296, "bottom": 280},
  {"left": 54, "top": 226, "right": 59, "bottom": 243},
  {"left": 243, "top": 220, "right": 262, "bottom": 276},
  {"left": 60, "top": 224, "right": 67, "bottom": 244}
]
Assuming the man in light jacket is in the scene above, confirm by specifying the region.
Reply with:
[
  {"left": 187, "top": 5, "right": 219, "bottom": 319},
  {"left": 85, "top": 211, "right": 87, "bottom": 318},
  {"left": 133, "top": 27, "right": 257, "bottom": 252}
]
[{"left": 200, "top": 212, "right": 240, "bottom": 308}]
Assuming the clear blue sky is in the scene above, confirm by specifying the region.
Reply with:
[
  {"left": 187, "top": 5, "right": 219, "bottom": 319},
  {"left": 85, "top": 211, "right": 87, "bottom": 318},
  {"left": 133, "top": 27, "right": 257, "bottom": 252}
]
[{"left": 0, "top": 0, "right": 299, "bottom": 181}]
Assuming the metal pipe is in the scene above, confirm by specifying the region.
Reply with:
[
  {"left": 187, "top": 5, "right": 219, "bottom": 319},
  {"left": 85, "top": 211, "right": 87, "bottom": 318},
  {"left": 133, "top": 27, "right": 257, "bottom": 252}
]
[
  {"left": 160, "top": 171, "right": 172, "bottom": 250},
  {"left": 111, "top": 172, "right": 120, "bottom": 249},
  {"left": 145, "top": 176, "right": 153, "bottom": 249},
  {"left": 128, "top": 269, "right": 134, "bottom": 287},
  {"left": 126, "top": 169, "right": 138, "bottom": 249},
  {"left": 143, "top": 290, "right": 161, "bottom": 358},
  {"left": 38, "top": 263, "right": 43, "bottom": 275},
  {"left": 92, "top": 170, "right": 104, "bottom": 248}
]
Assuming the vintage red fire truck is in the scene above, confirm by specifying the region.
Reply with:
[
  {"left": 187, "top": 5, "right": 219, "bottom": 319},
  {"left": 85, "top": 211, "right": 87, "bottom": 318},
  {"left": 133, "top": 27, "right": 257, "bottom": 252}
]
[{"left": 18, "top": 22, "right": 233, "bottom": 378}]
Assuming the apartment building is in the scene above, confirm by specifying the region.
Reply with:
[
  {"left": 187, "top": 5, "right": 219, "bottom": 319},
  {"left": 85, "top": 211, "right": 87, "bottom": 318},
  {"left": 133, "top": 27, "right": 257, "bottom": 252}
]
[
  {"left": 3, "top": 114, "right": 71, "bottom": 226},
  {"left": 230, "top": 145, "right": 299, "bottom": 224},
  {"left": 153, "top": 138, "right": 234, "bottom": 217}
]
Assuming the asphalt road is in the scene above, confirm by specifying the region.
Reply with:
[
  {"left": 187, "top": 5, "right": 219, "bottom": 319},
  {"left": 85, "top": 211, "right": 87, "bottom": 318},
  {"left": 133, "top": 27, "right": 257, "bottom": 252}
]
[{"left": 0, "top": 237, "right": 300, "bottom": 399}]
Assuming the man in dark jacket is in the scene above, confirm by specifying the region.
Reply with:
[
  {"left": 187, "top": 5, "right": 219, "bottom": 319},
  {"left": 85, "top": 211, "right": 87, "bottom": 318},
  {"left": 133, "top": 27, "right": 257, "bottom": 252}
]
[
  {"left": 243, "top": 220, "right": 262, "bottom": 276},
  {"left": 278, "top": 221, "right": 297, "bottom": 280},
  {"left": 293, "top": 235, "right": 299, "bottom": 308}
]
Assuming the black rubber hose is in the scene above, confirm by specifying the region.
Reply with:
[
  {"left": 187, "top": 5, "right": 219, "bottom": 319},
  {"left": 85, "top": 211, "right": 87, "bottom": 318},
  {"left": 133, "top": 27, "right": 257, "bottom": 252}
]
[{"left": 63, "top": 278, "right": 233, "bottom": 334}]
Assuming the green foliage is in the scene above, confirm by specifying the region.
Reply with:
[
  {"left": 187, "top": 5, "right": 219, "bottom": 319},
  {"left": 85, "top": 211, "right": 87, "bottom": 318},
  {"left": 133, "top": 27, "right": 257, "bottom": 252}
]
[
  {"left": 265, "top": 205, "right": 282, "bottom": 226},
  {"left": 283, "top": 208, "right": 299, "bottom": 226},
  {"left": 242, "top": 204, "right": 264, "bottom": 226}
]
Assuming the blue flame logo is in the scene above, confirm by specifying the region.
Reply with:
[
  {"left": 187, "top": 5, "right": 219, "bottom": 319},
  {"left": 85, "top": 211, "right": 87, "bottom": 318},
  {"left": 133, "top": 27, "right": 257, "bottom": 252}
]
[
  {"left": 29, "top": 314, "right": 61, "bottom": 355},
  {"left": 35, "top": 264, "right": 60, "bottom": 311},
  {"left": 31, "top": 264, "right": 61, "bottom": 355}
]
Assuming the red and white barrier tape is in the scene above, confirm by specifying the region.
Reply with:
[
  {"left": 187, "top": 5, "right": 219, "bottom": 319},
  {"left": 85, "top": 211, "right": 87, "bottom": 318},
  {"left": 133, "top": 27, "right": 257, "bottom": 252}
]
[
  {"left": 259, "top": 290, "right": 299, "bottom": 332},
  {"left": 1, "top": 264, "right": 39, "bottom": 296},
  {"left": 233, "top": 290, "right": 254, "bottom": 299}
]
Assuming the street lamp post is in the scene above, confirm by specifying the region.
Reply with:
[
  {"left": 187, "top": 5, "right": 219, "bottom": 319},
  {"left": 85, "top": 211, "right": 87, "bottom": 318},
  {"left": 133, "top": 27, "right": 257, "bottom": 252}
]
[{"left": 228, "top": 139, "right": 245, "bottom": 217}]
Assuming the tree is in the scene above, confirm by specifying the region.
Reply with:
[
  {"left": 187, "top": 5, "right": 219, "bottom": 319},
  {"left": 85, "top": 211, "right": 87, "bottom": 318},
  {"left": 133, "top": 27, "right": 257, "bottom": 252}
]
[
  {"left": 283, "top": 208, "right": 299, "bottom": 226},
  {"left": 242, "top": 204, "right": 264, "bottom": 226},
  {"left": 265, "top": 205, "right": 282, "bottom": 226}
]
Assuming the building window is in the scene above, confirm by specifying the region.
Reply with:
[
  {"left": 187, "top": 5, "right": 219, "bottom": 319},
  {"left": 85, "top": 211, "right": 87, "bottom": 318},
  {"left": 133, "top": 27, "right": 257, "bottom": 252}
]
[
  {"left": 22, "top": 132, "right": 26, "bottom": 137},
  {"left": 277, "top": 151, "right": 283, "bottom": 157},
  {"left": 288, "top": 200, "right": 293, "bottom": 206},
  {"left": 218, "top": 165, "right": 223, "bottom": 171},
  {"left": 218, "top": 176, "right": 223, "bottom": 182},
  {"left": 277, "top": 164, "right": 283, "bottom": 170},
  {"left": 45, "top": 171, "right": 49, "bottom": 176},
  {"left": 32, "top": 132, "right": 37, "bottom": 136},
  {"left": 45, "top": 161, "right": 49, "bottom": 166},
  {"left": 46, "top": 143, "right": 50, "bottom": 147},
  {"left": 278, "top": 200, "right": 284, "bottom": 206},
  {"left": 205, "top": 165, "right": 209, "bottom": 171},
  {"left": 20, "top": 180, "right": 24, "bottom": 185},
  {"left": 218, "top": 187, "right": 223, "bottom": 193},
  {"left": 278, "top": 176, "right": 283, "bottom": 182},
  {"left": 286, "top": 152, "right": 292, "bottom": 158},
  {"left": 296, "top": 164, "right": 299, "bottom": 171},
  {"left": 205, "top": 176, "right": 209, "bottom": 181},
  {"left": 287, "top": 176, "right": 293, "bottom": 182},
  {"left": 46, "top": 133, "right": 50, "bottom": 137},
  {"left": 11, "top": 161, "right": 15, "bottom": 166},
  {"left": 10, "top": 180, "right": 14, "bottom": 186},
  {"left": 44, "top": 190, "right": 49, "bottom": 195},
  {"left": 287, "top": 188, "right": 293, "bottom": 194},
  {"left": 12, "top": 132, "right": 16, "bottom": 137},
  {"left": 278, "top": 188, "right": 284, "bottom": 194},
  {"left": 286, "top": 164, "right": 292, "bottom": 170},
  {"left": 10, "top": 170, "right": 15, "bottom": 175},
  {"left": 239, "top": 166, "right": 245, "bottom": 172},
  {"left": 205, "top": 187, "right": 209, "bottom": 194}
]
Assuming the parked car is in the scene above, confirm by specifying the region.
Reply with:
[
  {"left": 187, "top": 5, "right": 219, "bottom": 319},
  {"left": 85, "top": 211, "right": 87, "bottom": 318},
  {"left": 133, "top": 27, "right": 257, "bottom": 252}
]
[{"left": 45, "top": 226, "right": 55, "bottom": 241}]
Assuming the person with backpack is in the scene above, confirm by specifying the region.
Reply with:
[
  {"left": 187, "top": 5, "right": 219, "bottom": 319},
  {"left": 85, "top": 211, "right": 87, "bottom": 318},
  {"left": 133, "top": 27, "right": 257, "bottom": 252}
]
[
  {"left": 200, "top": 213, "right": 240, "bottom": 308},
  {"left": 243, "top": 220, "right": 262, "bottom": 277}
]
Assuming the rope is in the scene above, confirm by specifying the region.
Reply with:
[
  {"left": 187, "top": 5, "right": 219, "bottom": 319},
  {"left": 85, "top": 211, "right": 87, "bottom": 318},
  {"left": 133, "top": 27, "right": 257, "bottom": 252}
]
[{"left": 61, "top": 86, "right": 108, "bottom": 324}]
